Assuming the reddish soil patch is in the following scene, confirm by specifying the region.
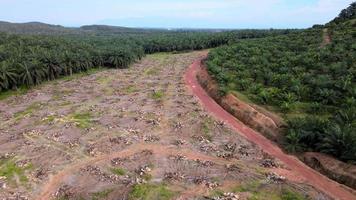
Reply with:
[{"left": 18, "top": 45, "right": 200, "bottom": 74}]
[
  {"left": 321, "top": 28, "right": 332, "bottom": 47},
  {"left": 185, "top": 55, "right": 356, "bottom": 200},
  {"left": 303, "top": 152, "right": 356, "bottom": 189}
]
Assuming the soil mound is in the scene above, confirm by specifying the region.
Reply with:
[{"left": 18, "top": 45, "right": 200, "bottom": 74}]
[{"left": 303, "top": 152, "right": 356, "bottom": 190}]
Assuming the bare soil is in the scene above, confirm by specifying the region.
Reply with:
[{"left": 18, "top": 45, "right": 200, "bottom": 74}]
[
  {"left": 321, "top": 28, "right": 331, "bottom": 47},
  {"left": 0, "top": 51, "right": 329, "bottom": 200}
]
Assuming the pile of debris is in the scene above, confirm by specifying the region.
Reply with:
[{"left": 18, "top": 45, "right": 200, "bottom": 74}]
[
  {"left": 193, "top": 135, "right": 211, "bottom": 143},
  {"left": 168, "top": 154, "right": 187, "bottom": 162},
  {"left": 225, "top": 164, "right": 240, "bottom": 172},
  {"left": 146, "top": 118, "right": 160, "bottom": 126},
  {"left": 25, "top": 129, "right": 43, "bottom": 137},
  {"left": 260, "top": 158, "right": 278, "bottom": 168},
  {"left": 85, "top": 145, "right": 100, "bottom": 157},
  {"left": 173, "top": 122, "right": 184, "bottom": 131},
  {"left": 265, "top": 172, "right": 286, "bottom": 183},
  {"left": 195, "top": 159, "right": 215, "bottom": 167},
  {"left": 15, "top": 159, "right": 31, "bottom": 168},
  {"left": 217, "top": 152, "right": 234, "bottom": 159},
  {"left": 136, "top": 165, "right": 152, "bottom": 176},
  {"left": 143, "top": 135, "right": 160, "bottom": 142},
  {"left": 54, "top": 185, "right": 74, "bottom": 200},
  {"left": 134, "top": 165, "right": 153, "bottom": 184},
  {"left": 33, "top": 167, "right": 48, "bottom": 180},
  {"left": 192, "top": 176, "right": 220, "bottom": 189},
  {"left": 109, "top": 136, "right": 131, "bottom": 145},
  {"left": 211, "top": 192, "right": 240, "bottom": 200},
  {"left": 0, "top": 152, "right": 15, "bottom": 159},
  {"left": 172, "top": 139, "right": 186, "bottom": 146},
  {"left": 111, "top": 157, "right": 127, "bottom": 166},
  {"left": 224, "top": 143, "right": 237, "bottom": 152},
  {"left": 237, "top": 145, "right": 250, "bottom": 156},
  {"left": 214, "top": 120, "right": 226, "bottom": 128},
  {"left": 64, "top": 139, "right": 80, "bottom": 148},
  {"left": 200, "top": 144, "right": 218, "bottom": 152},
  {"left": 5, "top": 192, "right": 29, "bottom": 200},
  {"left": 81, "top": 165, "right": 121, "bottom": 183},
  {"left": 164, "top": 172, "right": 185, "bottom": 181}
]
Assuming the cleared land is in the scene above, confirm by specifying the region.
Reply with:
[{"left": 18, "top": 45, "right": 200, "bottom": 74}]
[{"left": 0, "top": 51, "right": 328, "bottom": 200}]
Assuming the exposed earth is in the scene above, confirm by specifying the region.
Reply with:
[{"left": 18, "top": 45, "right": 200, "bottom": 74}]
[{"left": 0, "top": 51, "right": 332, "bottom": 200}]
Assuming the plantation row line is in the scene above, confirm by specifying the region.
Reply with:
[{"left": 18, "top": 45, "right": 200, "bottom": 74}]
[
  {"left": 0, "top": 30, "right": 292, "bottom": 92},
  {"left": 205, "top": 6, "right": 356, "bottom": 163}
]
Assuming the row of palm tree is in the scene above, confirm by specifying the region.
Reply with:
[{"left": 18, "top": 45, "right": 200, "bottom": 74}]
[
  {"left": 0, "top": 29, "right": 292, "bottom": 92},
  {"left": 205, "top": 5, "right": 356, "bottom": 162}
]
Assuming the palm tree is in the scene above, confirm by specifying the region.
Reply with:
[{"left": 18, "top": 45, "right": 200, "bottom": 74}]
[
  {"left": 18, "top": 62, "right": 34, "bottom": 86},
  {"left": 319, "top": 123, "right": 356, "bottom": 161},
  {"left": 0, "top": 60, "right": 17, "bottom": 90},
  {"left": 18, "top": 60, "right": 46, "bottom": 86},
  {"left": 41, "top": 53, "right": 62, "bottom": 80}
]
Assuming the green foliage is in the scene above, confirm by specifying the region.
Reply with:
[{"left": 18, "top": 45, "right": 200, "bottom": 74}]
[
  {"left": 201, "top": 118, "right": 214, "bottom": 141},
  {"left": 206, "top": 6, "right": 356, "bottom": 162},
  {"left": 281, "top": 189, "right": 306, "bottom": 200},
  {"left": 68, "top": 112, "right": 93, "bottom": 129},
  {"left": 14, "top": 102, "right": 41, "bottom": 119},
  {"left": 124, "top": 85, "right": 138, "bottom": 94},
  {"left": 110, "top": 167, "right": 126, "bottom": 176},
  {"left": 151, "top": 90, "right": 164, "bottom": 100},
  {"left": 0, "top": 158, "right": 32, "bottom": 184},
  {"left": 129, "top": 183, "right": 175, "bottom": 200},
  {"left": 91, "top": 188, "right": 114, "bottom": 200}
]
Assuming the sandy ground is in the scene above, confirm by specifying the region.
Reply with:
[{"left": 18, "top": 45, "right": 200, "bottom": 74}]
[{"left": 0, "top": 51, "right": 329, "bottom": 200}]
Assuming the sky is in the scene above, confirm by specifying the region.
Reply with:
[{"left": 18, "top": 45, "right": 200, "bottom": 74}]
[{"left": 0, "top": 0, "right": 354, "bottom": 29}]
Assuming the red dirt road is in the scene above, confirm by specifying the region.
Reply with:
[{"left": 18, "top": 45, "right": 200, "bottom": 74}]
[{"left": 184, "top": 55, "right": 356, "bottom": 200}]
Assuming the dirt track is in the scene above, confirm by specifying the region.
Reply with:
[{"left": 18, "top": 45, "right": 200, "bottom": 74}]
[
  {"left": 185, "top": 54, "right": 356, "bottom": 200},
  {"left": 0, "top": 51, "right": 330, "bottom": 199}
]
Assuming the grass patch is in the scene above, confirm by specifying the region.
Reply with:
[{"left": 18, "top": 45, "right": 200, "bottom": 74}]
[
  {"left": 124, "top": 85, "right": 139, "bottom": 94},
  {"left": 110, "top": 167, "right": 126, "bottom": 176},
  {"left": 60, "top": 68, "right": 104, "bottom": 82},
  {"left": 231, "top": 180, "right": 307, "bottom": 200},
  {"left": 210, "top": 189, "right": 225, "bottom": 197},
  {"left": 142, "top": 173, "right": 153, "bottom": 181},
  {"left": 68, "top": 112, "right": 93, "bottom": 129},
  {"left": 201, "top": 118, "right": 214, "bottom": 141},
  {"left": 0, "top": 86, "right": 29, "bottom": 101},
  {"left": 14, "top": 102, "right": 41, "bottom": 120},
  {"left": 42, "top": 114, "right": 57, "bottom": 123},
  {"left": 0, "top": 158, "right": 32, "bottom": 185},
  {"left": 96, "top": 75, "right": 112, "bottom": 85},
  {"left": 91, "top": 188, "right": 114, "bottom": 200},
  {"left": 281, "top": 189, "right": 306, "bottom": 200},
  {"left": 232, "top": 180, "right": 262, "bottom": 193},
  {"left": 129, "top": 183, "right": 175, "bottom": 200},
  {"left": 151, "top": 90, "right": 164, "bottom": 100},
  {"left": 144, "top": 68, "right": 159, "bottom": 76}
]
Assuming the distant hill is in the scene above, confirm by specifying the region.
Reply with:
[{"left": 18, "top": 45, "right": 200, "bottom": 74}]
[
  {"left": 0, "top": 21, "right": 77, "bottom": 35},
  {"left": 0, "top": 21, "right": 168, "bottom": 35},
  {"left": 0, "top": 21, "right": 232, "bottom": 35}
]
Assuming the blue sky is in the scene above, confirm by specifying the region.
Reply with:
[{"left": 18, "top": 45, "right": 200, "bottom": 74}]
[{"left": 0, "top": 0, "right": 354, "bottom": 28}]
